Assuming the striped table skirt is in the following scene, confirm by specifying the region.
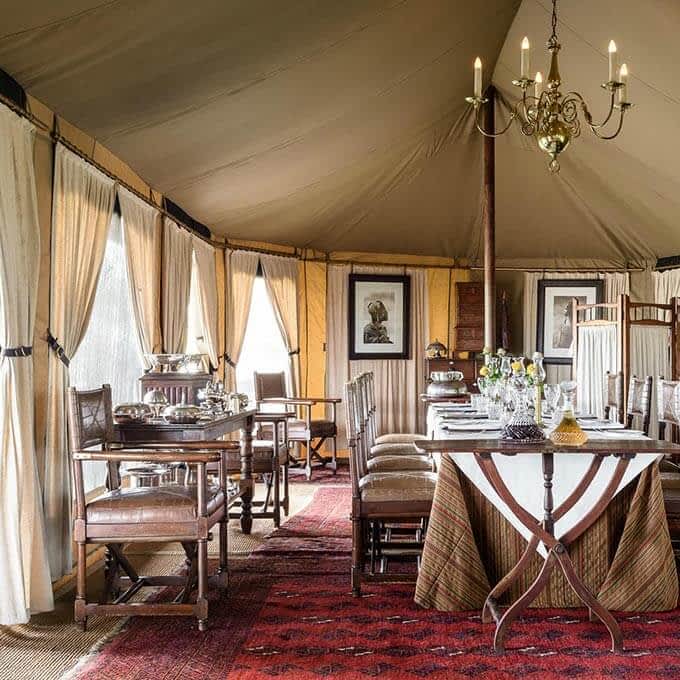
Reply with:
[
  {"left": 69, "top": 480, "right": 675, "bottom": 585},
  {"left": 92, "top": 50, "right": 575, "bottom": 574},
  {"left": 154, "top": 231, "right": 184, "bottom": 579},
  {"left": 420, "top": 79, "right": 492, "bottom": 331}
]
[{"left": 415, "top": 455, "right": 678, "bottom": 611}]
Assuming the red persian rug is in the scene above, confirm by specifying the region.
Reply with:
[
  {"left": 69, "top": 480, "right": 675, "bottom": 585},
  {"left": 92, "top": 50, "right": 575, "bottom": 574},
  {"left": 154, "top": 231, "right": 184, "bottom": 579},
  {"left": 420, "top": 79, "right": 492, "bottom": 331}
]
[{"left": 71, "top": 486, "right": 680, "bottom": 680}]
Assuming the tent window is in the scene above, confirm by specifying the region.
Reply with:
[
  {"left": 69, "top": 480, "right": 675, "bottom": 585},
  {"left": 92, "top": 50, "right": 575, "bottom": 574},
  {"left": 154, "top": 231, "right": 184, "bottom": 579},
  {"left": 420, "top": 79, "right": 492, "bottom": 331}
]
[
  {"left": 69, "top": 211, "right": 145, "bottom": 490},
  {"left": 236, "top": 276, "right": 290, "bottom": 403}
]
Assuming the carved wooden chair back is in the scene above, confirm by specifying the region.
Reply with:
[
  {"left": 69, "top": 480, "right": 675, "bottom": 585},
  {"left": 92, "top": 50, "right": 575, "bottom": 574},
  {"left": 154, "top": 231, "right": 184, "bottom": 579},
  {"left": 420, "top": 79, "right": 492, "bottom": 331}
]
[
  {"left": 67, "top": 384, "right": 120, "bottom": 490},
  {"left": 254, "top": 371, "right": 288, "bottom": 402},
  {"left": 657, "top": 377, "right": 680, "bottom": 441},
  {"left": 603, "top": 371, "right": 624, "bottom": 423},
  {"left": 626, "top": 374, "right": 653, "bottom": 436}
]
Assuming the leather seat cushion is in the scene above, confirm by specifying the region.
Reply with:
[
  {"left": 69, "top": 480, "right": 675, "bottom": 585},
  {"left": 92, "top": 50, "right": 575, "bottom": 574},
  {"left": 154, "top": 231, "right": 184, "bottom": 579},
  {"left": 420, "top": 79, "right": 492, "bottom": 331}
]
[
  {"left": 86, "top": 485, "right": 224, "bottom": 524},
  {"left": 370, "top": 442, "right": 418, "bottom": 457},
  {"left": 375, "top": 433, "right": 427, "bottom": 445},
  {"left": 359, "top": 472, "right": 437, "bottom": 503},
  {"left": 367, "top": 455, "right": 432, "bottom": 473},
  {"left": 287, "top": 418, "right": 336, "bottom": 439}
]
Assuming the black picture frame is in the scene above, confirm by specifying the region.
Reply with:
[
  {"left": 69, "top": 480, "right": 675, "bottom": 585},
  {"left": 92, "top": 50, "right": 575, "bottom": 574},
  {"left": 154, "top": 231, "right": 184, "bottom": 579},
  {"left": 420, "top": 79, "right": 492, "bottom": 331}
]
[
  {"left": 536, "top": 279, "right": 604, "bottom": 365},
  {"left": 348, "top": 274, "right": 411, "bottom": 360}
]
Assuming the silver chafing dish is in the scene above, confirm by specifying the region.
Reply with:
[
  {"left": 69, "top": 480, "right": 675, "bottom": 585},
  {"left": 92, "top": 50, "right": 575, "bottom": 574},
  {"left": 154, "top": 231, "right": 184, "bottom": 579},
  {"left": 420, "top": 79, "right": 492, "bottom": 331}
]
[
  {"left": 163, "top": 401, "right": 203, "bottom": 424},
  {"left": 113, "top": 402, "right": 152, "bottom": 424},
  {"left": 426, "top": 370, "right": 468, "bottom": 397}
]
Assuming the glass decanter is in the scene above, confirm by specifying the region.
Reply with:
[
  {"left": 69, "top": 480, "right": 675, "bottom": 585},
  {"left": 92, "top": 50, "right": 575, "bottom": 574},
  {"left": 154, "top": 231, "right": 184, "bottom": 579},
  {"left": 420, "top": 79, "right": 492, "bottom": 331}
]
[
  {"left": 549, "top": 380, "right": 588, "bottom": 446},
  {"left": 500, "top": 366, "right": 544, "bottom": 442}
]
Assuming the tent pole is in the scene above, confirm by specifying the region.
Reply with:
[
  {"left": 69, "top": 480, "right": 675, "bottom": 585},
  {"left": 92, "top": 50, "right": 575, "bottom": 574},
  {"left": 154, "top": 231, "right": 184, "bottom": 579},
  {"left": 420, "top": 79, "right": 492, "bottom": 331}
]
[{"left": 483, "top": 85, "right": 496, "bottom": 350}]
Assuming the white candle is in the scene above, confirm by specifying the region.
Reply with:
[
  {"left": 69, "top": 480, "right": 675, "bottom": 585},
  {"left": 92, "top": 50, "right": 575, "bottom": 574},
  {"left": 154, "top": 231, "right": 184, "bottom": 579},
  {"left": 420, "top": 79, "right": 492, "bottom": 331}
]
[
  {"left": 521, "top": 37, "right": 530, "bottom": 79},
  {"left": 608, "top": 40, "right": 617, "bottom": 82},
  {"left": 618, "top": 63, "right": 628, "bottom": 103},
  {"left": 535, "top": 71, "right": 543, "bottom": 99},
  {"left": 474, "top": 57, "right": 482, "bottom": 98}
]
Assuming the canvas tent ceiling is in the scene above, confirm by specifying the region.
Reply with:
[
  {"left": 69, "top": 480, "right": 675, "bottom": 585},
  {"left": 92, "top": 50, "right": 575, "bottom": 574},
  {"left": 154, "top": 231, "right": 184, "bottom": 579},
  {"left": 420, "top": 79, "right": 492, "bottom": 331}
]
[{"left": 0, "top": 0, "right": 678, "bottom": 266}]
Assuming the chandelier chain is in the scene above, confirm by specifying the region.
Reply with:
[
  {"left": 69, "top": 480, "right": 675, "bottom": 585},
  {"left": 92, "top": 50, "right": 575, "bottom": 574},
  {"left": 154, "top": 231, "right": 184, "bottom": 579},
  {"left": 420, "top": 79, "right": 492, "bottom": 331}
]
[{"left": 549, "top": 0, "right": 559, "bottom": 46}]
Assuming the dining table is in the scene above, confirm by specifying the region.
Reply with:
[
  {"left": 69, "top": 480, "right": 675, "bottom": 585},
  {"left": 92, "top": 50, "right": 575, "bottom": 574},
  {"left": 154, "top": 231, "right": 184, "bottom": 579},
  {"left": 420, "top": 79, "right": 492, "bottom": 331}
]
[
  {"left": 114, "top": 409, "right": 257, "bottom": 533},
  {"left": 415, "top": 402, "right": 680, "bottom": 653}
]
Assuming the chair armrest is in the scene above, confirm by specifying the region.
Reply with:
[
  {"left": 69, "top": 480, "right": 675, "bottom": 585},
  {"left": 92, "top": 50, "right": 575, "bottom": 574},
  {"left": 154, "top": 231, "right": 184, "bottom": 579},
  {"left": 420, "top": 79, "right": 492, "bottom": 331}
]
[
  {"left": 305, "top": 397, "right": 342, "bottom": 404},
  {"left": 112, "top": 440, "right": 240, "bottom": 451},
  {"left": 254, "top": 412, "right": 295, "bottom": 423},
  {"left": 73, "top": 449, "right": 222, "bottom": 463},
  {"left": 259, "top": 398, "right": 316, "bottom": 406}
]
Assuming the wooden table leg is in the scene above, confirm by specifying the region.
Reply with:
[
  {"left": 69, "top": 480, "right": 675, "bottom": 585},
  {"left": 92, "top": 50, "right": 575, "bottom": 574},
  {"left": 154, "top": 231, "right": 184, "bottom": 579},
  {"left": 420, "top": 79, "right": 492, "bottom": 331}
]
[
  {"left": 240, "top": 415, "right": 254, "bottom": 534},
  {"left": 474, "top": 452, "right": 631, "bottom": 654}
]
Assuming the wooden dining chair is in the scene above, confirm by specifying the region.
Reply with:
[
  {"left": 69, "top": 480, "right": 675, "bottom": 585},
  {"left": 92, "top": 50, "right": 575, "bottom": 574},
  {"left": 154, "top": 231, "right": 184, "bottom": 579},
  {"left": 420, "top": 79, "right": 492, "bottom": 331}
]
[
  {"left": 68, "top": 384, "right": 236, "bottom": 631},
  {"left": 625, "top": 374, "right": 653, "bottom": 436},
  {"left": 603, "top": 370, "right": 624, "bottom": 423},
  {"left": 345, "top": 380, "right": 436, "bottom": 595},
  {"left": 657, "top": 377, "right": 680, "bottom": 442},
  {"left": 254, "top": 371, "right": 340, "bottom": 480}
]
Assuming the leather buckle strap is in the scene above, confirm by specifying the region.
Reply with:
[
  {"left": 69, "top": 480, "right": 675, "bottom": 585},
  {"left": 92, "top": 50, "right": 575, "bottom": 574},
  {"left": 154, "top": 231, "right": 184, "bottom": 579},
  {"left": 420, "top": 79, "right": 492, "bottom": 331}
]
[
  {"left": 0, "top": 345, "right": 32, "bottom": 358},
  {"left": 46, "top": 331, "right": 70, "bottom": 367}
]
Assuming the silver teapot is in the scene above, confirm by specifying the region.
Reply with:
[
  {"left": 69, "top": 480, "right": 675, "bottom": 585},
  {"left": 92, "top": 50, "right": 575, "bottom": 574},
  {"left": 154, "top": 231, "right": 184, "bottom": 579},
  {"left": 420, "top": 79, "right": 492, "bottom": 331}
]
[{"left": 427, "top": 370, "right": 468, "bottom": 397}]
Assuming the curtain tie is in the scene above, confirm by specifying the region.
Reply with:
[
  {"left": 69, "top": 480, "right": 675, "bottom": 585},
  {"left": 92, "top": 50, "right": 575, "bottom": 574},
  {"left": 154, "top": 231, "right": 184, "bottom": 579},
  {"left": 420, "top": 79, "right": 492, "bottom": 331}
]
[
  {"left": 288, "top": 348, "right": 300, "bottom": 356},
  {"left": 223, "top": 353, "right": 236, "bottom": 368},
  {"left": 0, "top": 345, "right": 32, "bottom": 357},
  {"left": 46, "top": 331, "right": 70, "bottom": 367}
]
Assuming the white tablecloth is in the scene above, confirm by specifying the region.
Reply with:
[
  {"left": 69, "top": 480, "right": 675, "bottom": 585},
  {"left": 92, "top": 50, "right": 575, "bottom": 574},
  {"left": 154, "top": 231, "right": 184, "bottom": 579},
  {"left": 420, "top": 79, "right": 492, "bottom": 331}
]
[{"left": 426, "top": 405, "right": 661, "bottom": 557}]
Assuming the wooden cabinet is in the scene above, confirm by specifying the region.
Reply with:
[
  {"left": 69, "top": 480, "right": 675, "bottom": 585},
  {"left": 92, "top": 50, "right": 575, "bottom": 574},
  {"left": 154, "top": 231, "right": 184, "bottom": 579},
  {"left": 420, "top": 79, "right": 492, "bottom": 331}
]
[
  {"left": 454, "top": 282, "right": 484, "bottom": 351},
  {"left": 139, "top": 372, "right": 211, "bottom": 405}
]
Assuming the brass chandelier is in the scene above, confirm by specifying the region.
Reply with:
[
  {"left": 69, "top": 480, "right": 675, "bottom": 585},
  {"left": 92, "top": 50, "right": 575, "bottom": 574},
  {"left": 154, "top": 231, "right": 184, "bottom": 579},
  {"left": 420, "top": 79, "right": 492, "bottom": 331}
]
[{"left": 466, "top": 0, "right": 632, "bottom": 173}]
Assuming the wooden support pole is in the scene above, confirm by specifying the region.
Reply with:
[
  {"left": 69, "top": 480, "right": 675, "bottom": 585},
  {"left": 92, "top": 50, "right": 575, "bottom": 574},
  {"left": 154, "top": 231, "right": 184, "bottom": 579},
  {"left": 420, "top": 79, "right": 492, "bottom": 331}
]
[{"left": 483, "top": 86, "right": 496, "bottom": 350}]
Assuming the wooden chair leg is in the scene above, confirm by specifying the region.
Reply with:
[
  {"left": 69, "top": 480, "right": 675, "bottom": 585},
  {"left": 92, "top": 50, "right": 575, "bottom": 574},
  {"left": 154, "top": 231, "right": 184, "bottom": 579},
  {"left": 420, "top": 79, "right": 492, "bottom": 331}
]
[
  {"left": 263, "top": 473, "right": 274, "bottom": 510},
  {"left": 74, "top": 542, "right": 88, "bottom": 631},
  {"left": 219, "top": 518, "right": 228, "bottom": 581},
  {"left": 352, "top": 516, "right": 363, "bottom": 597},
  {"left": 196, "top": 539, "right": 209, "bottom": 632},
  {"left": 283, "top": 461, "right": 290, "bottom": 516},
  {"left": 273, "top": 461, "right": 281, "bottom": 528},
  {"left": 305, "top": 440, "right": 313, "bottom": 481}
]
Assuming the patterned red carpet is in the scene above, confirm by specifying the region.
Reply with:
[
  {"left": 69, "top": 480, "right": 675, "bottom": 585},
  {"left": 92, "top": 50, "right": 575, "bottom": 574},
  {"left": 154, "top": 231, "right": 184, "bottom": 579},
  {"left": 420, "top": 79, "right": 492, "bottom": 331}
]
[{"left": 71, "top": 485, "right": 680, "bottom": 680}]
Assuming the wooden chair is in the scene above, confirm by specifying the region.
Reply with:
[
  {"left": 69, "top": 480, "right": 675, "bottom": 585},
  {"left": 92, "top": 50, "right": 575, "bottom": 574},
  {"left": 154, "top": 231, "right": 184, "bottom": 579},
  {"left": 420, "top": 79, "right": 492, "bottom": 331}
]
[
  {"left": 363, "top": 371, "right": 428, "bottom": 445},
  {"left": 254, "top": 371, "right": 340, "bottom": 480},
  {"left": 657, "top": 377, "right": 680, "bottom": 442},
  {"left": 603, "top": 371, "right": 624, "bottom": 423},
  {"left": 345, "top": 380, "right": 436, "bottom": 596},
  {"left": 68, "top": 385, "right": 236, "bottom": 631},
  {"left": 353, "top": 373, "right": 433, "bottom": 472},
  {"left": 224, "top": 413, "right": 289, "bottom": 527},
  {"left": 625, "top": 374, "right": 653, "bottom": 436}
]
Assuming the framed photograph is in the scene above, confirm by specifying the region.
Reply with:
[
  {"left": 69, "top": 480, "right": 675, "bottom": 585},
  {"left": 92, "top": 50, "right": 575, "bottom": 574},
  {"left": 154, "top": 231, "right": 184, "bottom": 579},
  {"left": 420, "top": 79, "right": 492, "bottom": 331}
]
[
  {"left": 348, "top": 274, "right": 410, "bottom": 360},
  {"left": 536, "top": 279, "right": 604, "bottom": 364}
]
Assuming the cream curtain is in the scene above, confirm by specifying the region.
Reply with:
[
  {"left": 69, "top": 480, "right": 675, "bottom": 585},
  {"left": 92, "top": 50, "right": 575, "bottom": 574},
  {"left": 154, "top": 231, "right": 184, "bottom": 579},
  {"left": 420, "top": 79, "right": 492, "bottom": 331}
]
[
  {"left": 0, "top": 107, "right": 53, "bottom": 624},
  {"left": 260, "top": 254, "right": 300, "bottom": 396},
  {"left": 575, "top": 325, "right": 618, "bottom": 419},
  {"left": 224, "top": 249, "right": 259, "bottom": 391},
  {"left": 653, "top": 269, "right": 680, "bottom": 306},
  {"left": 192, "top": 236, "right": 219, "bottom": 370},
  {"left": 631, "top": 326, "right": 672, "bottom": 439},
  {"left": 161, "top": 217, "right": 192, "bottom": 353},
  {"left": 43, "top": 144, "right": 116, "bottom": 579},
  {"left": 326, "top": 264, "right": 428, "bottom": 447},
  {"left": 118, "top": 187, "right": 161, "bottom": 368}
]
